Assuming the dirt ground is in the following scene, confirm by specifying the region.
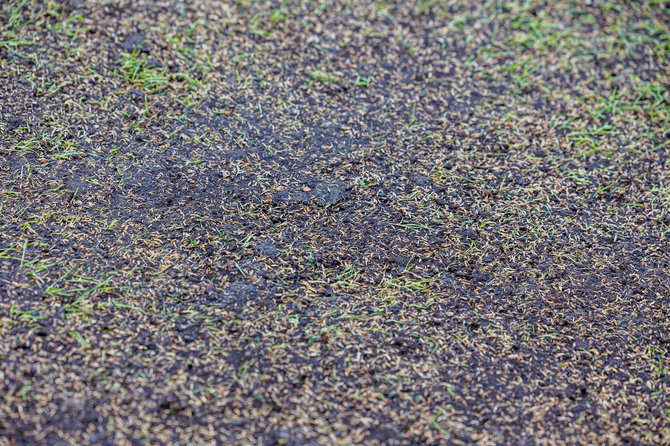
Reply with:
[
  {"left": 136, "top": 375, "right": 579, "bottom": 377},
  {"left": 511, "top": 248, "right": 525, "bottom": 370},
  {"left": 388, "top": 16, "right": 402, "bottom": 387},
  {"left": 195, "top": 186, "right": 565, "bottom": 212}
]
[{"left": 1, "top": 1, "right": 669, "bottom": 444}]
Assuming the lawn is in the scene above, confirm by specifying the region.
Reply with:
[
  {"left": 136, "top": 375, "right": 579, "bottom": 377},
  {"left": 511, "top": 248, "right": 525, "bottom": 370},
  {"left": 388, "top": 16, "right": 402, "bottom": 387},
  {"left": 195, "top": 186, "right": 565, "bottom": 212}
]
[{"left": 0, "top": 0, "right": 669, "bottom": 444}]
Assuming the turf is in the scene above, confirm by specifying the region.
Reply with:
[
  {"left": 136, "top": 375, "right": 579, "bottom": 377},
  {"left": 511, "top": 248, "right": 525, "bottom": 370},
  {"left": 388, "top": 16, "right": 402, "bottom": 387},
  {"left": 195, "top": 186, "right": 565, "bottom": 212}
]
[{"left": 0, "top": 0, "right": 669, "bottom": 444}]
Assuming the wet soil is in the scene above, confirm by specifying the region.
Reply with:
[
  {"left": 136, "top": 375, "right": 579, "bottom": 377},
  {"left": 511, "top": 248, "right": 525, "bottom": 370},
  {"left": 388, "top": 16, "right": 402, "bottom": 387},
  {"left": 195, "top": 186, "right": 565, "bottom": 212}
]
[{"left": 0, "top": 1, "right": 669, "bottom": 444}]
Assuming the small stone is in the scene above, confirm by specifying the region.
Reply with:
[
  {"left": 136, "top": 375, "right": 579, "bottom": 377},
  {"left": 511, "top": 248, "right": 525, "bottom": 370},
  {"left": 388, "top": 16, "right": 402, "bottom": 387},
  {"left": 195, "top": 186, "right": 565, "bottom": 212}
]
[
  {"left": 255, "top": 240, "right": 278, "bottom": 258},
  {"left": 120, "top": 33, "right": 149, "bottom": 53},
  {"left": 130, "top": 88, "right": 145, "bottom": 99},
  {"left": 146, "top": 58, "right": 162, "bottom": 68},
  {"left": 313, "top": 179, "right": 345, "bottom": 206}
]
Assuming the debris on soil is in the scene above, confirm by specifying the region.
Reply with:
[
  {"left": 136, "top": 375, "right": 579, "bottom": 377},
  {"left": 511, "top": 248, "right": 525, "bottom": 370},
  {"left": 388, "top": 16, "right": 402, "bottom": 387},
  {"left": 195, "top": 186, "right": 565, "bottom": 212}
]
[{"left": 0, "top": 0, "right": 669, "bottom": 445}]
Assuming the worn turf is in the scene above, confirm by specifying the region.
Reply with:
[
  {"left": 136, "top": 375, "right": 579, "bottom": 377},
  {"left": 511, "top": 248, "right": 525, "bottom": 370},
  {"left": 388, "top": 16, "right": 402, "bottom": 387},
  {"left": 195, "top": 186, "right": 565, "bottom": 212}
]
[{"left": 1, "top": 1, "right": 669, "bottom": 444}]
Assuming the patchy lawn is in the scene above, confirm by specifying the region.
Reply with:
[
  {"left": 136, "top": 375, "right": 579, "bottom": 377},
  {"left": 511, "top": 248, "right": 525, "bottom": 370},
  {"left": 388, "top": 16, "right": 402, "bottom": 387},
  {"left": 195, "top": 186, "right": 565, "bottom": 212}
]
[{"left": 1, "top": 1, "right": 669, "bottom": 444}]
